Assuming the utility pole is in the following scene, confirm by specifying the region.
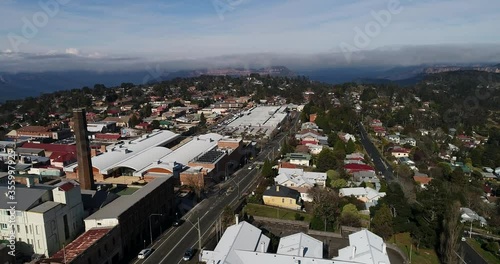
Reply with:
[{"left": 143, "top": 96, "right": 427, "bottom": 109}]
[
  {"left": 63, "top": 243, "right": 67, "bottom": 264},
  {"left": 470, "top": 221, "right": 472, "bottom": 238},
  {"left": 409, "top": 244, "right": 412, "bottom": 263},
  {"left": 197, "top": 217, "right": 202, "bottom": 251}
]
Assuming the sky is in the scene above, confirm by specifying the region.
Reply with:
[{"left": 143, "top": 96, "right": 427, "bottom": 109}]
[{"left": 1, "top": 0, "right": 500, "bottom": 72}]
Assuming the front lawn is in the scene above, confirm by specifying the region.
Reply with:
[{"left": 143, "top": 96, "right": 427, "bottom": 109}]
[{"left": 244, "top": 203, "right": 313, "bottom": 222}]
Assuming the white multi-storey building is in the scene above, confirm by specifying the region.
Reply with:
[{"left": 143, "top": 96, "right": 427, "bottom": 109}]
[{"left": 0, "top": 180, "right": 84, "bottom": 257}]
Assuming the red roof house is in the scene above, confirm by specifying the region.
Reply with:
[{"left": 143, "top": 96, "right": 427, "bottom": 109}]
[{"left": 344, "top": 164, "right": 375, "bottom": 174}]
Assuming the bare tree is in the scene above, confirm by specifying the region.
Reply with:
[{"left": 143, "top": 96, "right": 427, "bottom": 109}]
[
  {"left": 183, "top": 174, "right": 205, "bottom": 201},
  {"left": 308, "top": 187, "right": 340, "bottom": 230}
]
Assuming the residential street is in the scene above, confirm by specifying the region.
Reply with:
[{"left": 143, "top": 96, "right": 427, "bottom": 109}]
[{"left": 358, "top": 122, "right": 395, "bottom": 181}]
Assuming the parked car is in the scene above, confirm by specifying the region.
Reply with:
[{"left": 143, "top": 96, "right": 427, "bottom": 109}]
[
  {"left": 183, "top": 248, "right": 194, "bottom": 261},
  {"left": 138, "top": 248, "right": 153, "bottom": 259}
]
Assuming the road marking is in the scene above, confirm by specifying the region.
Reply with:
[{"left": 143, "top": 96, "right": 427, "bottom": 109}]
[{"left": 157, "top": 167, "right": 258, "bottom": 263}]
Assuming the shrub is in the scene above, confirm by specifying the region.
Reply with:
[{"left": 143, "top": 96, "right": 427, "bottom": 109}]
[{"left": 294, "top": 213, "right": 305, "bottom": 221}]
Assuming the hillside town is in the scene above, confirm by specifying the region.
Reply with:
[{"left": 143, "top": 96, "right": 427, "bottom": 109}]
[{"left": 1, "top": 72, "right": 500, "bottom": 264}]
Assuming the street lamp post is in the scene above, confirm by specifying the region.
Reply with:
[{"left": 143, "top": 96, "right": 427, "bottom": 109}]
[
  {"left": 149, "top": 213, "right": 163, "bottom": 246},
  {"left": 227, "top": 177, "right": 240, "bottom": 197},
  {"left": 186, "top": 217, "right": 202, "bottom": 251}
]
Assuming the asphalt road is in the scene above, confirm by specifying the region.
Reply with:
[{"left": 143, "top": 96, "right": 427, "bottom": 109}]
[
  {"left": 358, "top": 122, "right": 395, "bottom": 181},
  {"left": 131, "top": 130, "right": 290, "bottom": 264},
  {"left": 460, "top": 240, "right": 489, "bottom": 264}
]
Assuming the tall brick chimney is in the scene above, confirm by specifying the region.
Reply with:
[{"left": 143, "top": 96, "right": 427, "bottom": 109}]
[{"left": 73, "top": 109, "right": 95, "bottom": 190}]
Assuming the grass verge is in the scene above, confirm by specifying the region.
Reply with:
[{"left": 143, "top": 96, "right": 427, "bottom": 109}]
[
  {"left": 467, "top": 238, "right": 500, "bottom": 264},
  {"left": 390, "top": 233, "right": 440, "bottom": 264}
]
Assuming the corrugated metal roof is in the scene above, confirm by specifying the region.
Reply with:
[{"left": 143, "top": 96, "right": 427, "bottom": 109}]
[
  {"left": 28, "top": 201, "right": 61, "bottom": 213},
  {"left": 50, "top": 227, "right": 113, "bottom": 262},
  {"left": 201, "top": 221, "right": 270, "bottom": 264},
  {"left": 277, "top": 232, "right": 323, "bottom": 258},
  {"left": 84, "top": 177, "right": 169, "bottom": 220},
  {"left": 137, "top": 133, "right": 224, "bottom": 175},
  {"left": 335, "top": 229, "right": 390, "bottom": 264},
  {"left": 86, "top": 130, "right": 179, "bottom": 174},
  {"left": 0, "top": 185, "right": 52, "bottom": 211}
]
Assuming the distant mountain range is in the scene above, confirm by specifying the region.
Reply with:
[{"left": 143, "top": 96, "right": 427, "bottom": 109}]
[
  {"left": 163, "top": 66, "right": 296, "bottom": 79},
  {"left": 1, "top": 64, "right": 499, "bottom": 102}
]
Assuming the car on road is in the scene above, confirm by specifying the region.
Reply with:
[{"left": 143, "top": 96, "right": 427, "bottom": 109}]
[
  {"left": 173, "top": 219, "right": 184, "bottom": 227},
  {"left": 248, "top": 166, "right": 252, "bottom": 170},
  {"left": 183, "top": 248, "right": 194, "bottom": 261},
  {"left": 138, "top": 248, "right": 153, "bottom": 259}
]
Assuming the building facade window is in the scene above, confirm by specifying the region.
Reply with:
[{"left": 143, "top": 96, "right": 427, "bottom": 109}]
[{"left": 0, "top": 223, "right": 7, "bottom": 229}]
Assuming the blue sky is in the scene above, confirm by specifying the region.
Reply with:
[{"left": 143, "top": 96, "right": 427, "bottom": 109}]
[{"left": 1, "top": 0, "right": 500, "bottom": 71}]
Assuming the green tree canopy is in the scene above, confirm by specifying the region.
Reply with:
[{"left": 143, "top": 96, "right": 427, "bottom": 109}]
[
  {"left": 316, "top": 148, "right": 337, "bottom": 172},
  {"left": 261, "top": 159, "right": 275, "bottom": 179},
  {"left": 346, "top": 139, "right": 356, "bottom": 154},
  {"left": 151, "top": 120, "right": 160, "bottom": 129},
  {"left": 341, "top": 203, "right": 359, "bottom": 217},
  {"left": 199, "top": 112, "right": 207, "bottom": 127},
  {"left": 372, "top": 203, "right": 394, "bottom": 240},
  {"left": 332, "top": 179, "right": 348, "bottom": 189}
]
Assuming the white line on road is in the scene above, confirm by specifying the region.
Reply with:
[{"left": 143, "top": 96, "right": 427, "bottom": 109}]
[{"left": 158, "top": 168, "right": 258, "bottom": 263}]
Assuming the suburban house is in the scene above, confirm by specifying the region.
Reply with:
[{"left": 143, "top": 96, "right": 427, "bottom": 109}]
[
  {"left": 344, "top": 163, "right": 375, "bottom": 174},
  {"left": 413, "top": 173, "right": 432, "bottom": 189},
  {"left": 338, "top": 132, "right": 356, "bottom": 143},
  {"left": 352, "top": 171, "right": 380, "bottom": 185},
  {"left": 284, "top": 153, "right": 312, "bottom": 167},
  {"left": 373, "top": 126, "right": 387, "bottom": 137},
  {"left": 370, "top": 120, "right": 383, "bottom": 127},
  {"left": 390, "top": 147, "right": 411, "bottom": 158},
  {"left": 387, "top": 134, "right": 400, "bottom": 144},
  {"left": 460, "top": 207, "right": 487, "bottom": 227},
  {"left": 102, "top": 116, "right": 132, "bottom": 128},
  {"left": 274, "top": 168, "right": 327, "bottom": 202},
  {"left": 276, "top": 168, "right": 327, "bottom": 188},
  {"left": 345, "top": 152, "right": 365, "bottom": 161},
  {"left": 419, "top": 129, "right": 430, "bottom": 136},
  {"left": 305, "top": 144, "right": 326, "bottom": 155},
  {"left": 295, "top": 129, "right": 328, "bottom": 145},
  {"left": 339, "top": 187, "right": 386, "bottom": 209},
  {"left": 301, "top": 122, "right": 319, "bottom": 131},
  {"left": 135, "top": 122, "right": 151, "bottom": 130},
  {"left": 263, "top": 185, "right": 302, "bottom": 210},
  {"left": 400, "top": 137, "right": 417, "bottom": 147}
]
